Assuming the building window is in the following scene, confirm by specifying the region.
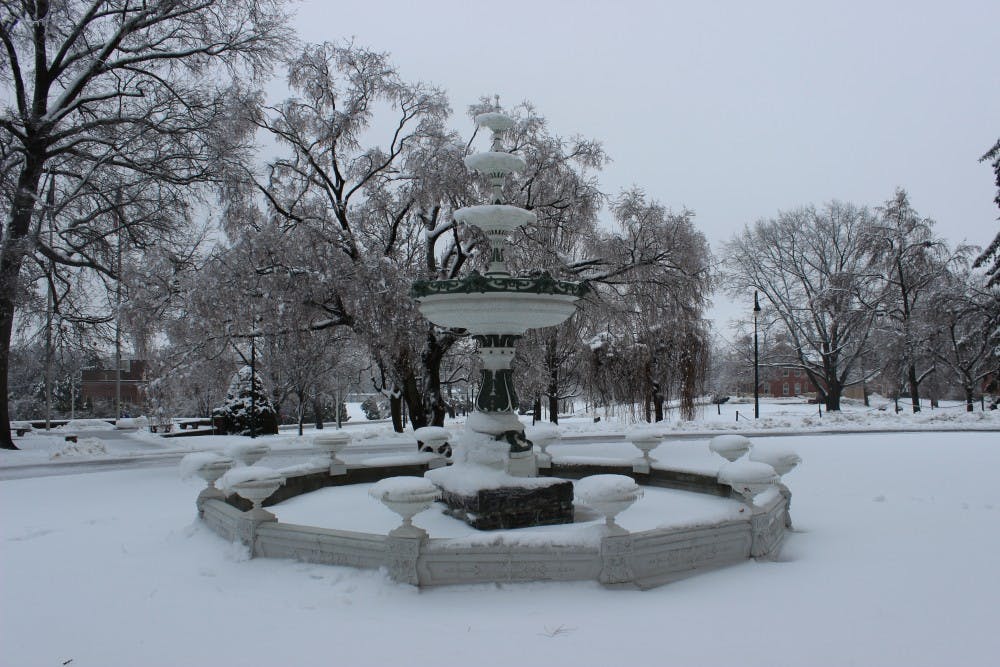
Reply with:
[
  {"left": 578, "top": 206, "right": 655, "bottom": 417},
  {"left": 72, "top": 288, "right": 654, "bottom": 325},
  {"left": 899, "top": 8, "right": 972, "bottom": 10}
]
[
  {"left": 782, "top": 368, "right": 789, "bottom": 377},
  {"left": 794, "top": 382, "right": 801, "bottom": 394},
  {"left": 782, "top": 383, "right": 789, "bottom": 396}
]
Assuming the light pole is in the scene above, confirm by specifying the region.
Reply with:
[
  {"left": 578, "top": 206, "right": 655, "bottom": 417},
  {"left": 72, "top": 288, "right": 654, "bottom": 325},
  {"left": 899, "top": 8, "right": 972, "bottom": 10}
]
[
  {"left": 249, "top": 330, "right": 257, "bottom": 439},
  {"left": 753, "top": 290, "right": 761, "bottom": 419}
]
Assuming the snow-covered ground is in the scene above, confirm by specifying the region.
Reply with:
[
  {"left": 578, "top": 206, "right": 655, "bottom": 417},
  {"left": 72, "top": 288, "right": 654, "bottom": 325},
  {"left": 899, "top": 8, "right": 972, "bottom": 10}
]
[
  {"left": 2, "top": 424, "right": 998, "bottom": 666},
  {"left": 5, "top": 397, "right": 997, "bottom": 470}
]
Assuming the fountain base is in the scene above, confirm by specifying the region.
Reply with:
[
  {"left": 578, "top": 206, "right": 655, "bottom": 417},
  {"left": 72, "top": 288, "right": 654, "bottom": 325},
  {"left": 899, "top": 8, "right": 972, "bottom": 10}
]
[
  {"left": 426, "top": 464, "right": 573, "bottom": 530},
  {"left": 439, "top": 482, "right": 574, "bottom": 530}
]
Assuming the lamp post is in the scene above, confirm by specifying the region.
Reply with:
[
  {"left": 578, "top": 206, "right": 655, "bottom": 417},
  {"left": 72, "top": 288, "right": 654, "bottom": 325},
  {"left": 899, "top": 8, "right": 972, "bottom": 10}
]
[
  {"left": 249, "top": 329, "right": 257, "bottom": 439},
  {"left": 753, "top": 290, "right": 761, "bottom": 419}
]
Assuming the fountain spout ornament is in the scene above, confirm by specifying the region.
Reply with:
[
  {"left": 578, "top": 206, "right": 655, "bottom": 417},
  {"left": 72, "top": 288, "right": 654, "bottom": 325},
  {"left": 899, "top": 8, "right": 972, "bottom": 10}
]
[{"left": 411, "top": 109, "right": 588, "bottom": 477}]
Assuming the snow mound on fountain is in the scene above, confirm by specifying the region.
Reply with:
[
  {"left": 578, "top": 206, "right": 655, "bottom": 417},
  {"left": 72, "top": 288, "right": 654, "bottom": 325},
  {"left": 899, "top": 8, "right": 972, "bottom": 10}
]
[
  {"left": 178, "top": 451, "right": 230, "bottom": 480},
  {"left": 218, "top": 465, "right": 283, "bottom": 493}
]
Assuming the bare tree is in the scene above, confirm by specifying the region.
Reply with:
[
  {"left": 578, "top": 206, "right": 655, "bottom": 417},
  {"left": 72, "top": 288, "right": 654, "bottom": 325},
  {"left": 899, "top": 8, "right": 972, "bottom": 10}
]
[
  {"left": 869, "top": 189, "right": 952, "bottom": 412},
  {"left": 724, "top": 202, "right": 882, "bottom": 411},
  {"left": 927, "top": 265, "right": 999, "bottom": 411},
  {"left": 0, "top": 0, "right": 291, "bottom": 448}
]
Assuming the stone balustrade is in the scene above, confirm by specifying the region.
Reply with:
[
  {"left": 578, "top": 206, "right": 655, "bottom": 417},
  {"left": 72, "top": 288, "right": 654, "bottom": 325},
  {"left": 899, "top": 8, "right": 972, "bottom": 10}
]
[{"left": 196, "top": 455, "right": 791, "bottom": 589}]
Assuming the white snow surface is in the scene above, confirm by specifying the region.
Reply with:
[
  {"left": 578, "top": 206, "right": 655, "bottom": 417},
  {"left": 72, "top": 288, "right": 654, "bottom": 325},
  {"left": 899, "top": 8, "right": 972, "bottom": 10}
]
[
  {"left": 2, "top": 430, "right": 1000, "bottom": 665},
  {"left": 49, "top": 437, "right": 108, "bottom": 459},
  {"left": 277, "top": 481, "right": 740, "bottom": 546},
  {"left": 62, "top": 419, "right": 116, "bottom": 431}
]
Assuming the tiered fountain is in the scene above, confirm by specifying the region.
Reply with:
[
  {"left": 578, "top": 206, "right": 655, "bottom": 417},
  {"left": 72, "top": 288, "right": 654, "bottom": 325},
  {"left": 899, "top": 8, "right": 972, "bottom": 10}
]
[{"left": 410, "top": 110, "right": 589, "bottom": 528}]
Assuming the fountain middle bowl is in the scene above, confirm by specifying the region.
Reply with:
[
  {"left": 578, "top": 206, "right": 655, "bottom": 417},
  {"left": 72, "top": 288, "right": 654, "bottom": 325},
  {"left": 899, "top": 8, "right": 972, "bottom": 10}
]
[{"left": 455, "top": 204, "right": 536, "bottom": 234}]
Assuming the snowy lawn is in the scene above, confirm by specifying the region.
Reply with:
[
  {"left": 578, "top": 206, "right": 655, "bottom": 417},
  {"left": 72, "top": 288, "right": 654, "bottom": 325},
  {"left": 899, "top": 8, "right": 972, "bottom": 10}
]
[{"left": 1, "top": 431, "right": 998, "bottom": 666}]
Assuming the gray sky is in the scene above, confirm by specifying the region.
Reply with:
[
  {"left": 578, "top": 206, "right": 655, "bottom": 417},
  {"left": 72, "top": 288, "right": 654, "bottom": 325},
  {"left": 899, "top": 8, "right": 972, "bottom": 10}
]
[{"left": 290, "top": 0, "right": 999, "bottom": 327}]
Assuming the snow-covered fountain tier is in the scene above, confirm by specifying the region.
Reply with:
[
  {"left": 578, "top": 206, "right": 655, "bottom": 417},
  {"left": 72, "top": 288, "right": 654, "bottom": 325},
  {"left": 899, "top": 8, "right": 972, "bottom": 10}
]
[{"left": 410, "top": 111, "right": 588, "bottom": 528}]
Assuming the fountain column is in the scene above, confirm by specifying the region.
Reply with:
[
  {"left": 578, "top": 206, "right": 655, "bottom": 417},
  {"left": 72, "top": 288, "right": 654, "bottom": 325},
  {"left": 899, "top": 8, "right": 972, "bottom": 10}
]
[{"left": 411, "top": 109, "right": 587, "bottom": 479}]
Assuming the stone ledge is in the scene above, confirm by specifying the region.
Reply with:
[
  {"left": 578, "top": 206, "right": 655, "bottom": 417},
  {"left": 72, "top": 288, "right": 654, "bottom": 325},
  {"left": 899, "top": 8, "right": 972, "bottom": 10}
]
[{"left": 198, "top": 485, "right": 791, "bottom": 590}]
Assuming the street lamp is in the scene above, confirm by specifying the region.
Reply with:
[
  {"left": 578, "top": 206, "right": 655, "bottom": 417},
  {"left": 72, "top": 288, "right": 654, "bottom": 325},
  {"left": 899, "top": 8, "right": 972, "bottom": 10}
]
[
  {"left": 249, "top": 327, "right": 257, "bottom": 439},
  {"left": 753, "top": 290, "right": 762, "bottom": 419}
]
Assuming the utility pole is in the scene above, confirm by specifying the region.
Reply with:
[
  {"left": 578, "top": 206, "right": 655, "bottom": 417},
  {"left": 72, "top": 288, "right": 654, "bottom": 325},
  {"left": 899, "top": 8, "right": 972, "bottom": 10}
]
[
  {"left": 44, "top": 180, "right": 55, "bottom": 431},
  {"left": 249, "top": 331, "right": 257, "bottom": 439},
  {"left": 114, "top": 191, "right": 123, "bottom": 421},
  {"left": 753, "top": 290, "right": 761, "bottom": 420}
]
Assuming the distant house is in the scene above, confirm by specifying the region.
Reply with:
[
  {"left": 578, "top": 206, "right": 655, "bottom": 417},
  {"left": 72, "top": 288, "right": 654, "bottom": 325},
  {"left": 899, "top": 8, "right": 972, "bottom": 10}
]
[
  {"left": 80, "top": 360, "right": 147, "bottom": 411},
  {"left": 760, "top": 366, "right": 817, "bottom": 398}
]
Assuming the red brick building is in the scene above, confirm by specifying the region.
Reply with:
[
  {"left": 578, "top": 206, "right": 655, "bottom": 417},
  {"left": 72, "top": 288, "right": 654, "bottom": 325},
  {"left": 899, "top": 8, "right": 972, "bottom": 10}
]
[
  {"left": 80, "top": 360, "right": 147, "bottom": 410},
  {"left": 761, "top": 366, "right": 817, "bottom": 397}
]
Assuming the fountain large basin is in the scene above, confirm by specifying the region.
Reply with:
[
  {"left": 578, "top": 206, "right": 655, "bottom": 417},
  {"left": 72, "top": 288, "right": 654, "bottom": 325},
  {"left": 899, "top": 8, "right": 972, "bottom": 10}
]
[{"left": 417, "top": 291, "right": 579, "bottom": 334}]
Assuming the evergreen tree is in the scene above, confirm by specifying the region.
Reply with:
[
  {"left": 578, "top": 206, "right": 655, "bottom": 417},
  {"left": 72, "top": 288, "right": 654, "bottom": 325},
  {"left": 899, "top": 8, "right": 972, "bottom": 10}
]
[{"left": 212, "top": 367, "right": 278, "bottom": 436}]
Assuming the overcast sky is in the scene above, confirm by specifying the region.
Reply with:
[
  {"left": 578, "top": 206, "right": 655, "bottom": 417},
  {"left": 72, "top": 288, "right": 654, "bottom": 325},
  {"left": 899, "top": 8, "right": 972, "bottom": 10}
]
[{"left": 289, "top": 0, "right": 999, "bottom": 327}]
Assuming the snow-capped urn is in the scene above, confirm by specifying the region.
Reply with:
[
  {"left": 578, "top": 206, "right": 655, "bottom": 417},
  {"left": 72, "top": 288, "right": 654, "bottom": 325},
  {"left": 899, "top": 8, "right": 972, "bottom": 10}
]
[
  {"left": 226, "top": 442, "right": 270, "bottom": 467},
  {"left": 749, "top": 446, "right": 801, "bottom": 476},
  {"left": 369, "top": 477, "right": 440, "bottom": 538},
  {"left": 413, "top": 426, "right": 452, "bottom": 457},
  {"left": 709, "top": 434, "right": 752, "bottom": 462},
  {"left": 575, "top": 474, "right": 644, "bottom": 534},
  {"left": 313, "top": 431, "right": 351, "bottom": 474},
  {"left": 717, "top": 460, "right": 779, "bottom": 504},
  {"left": 222, "top": 466, "right": 286, "bottom": 521},
  {"left": 525, "top": 422, "right": 561, "bottom": 468},
  {"left": 182, "top": 452, "right": 235, "bottom": 502},
  {"left": 627, "top": 425, "right": 665, "bottom": 473}
]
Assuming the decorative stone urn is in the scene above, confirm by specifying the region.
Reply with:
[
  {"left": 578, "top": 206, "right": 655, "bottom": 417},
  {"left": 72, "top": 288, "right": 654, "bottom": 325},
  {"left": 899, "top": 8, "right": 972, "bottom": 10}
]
[
  {"left": 709, "top": 434, "right": 752, "bottom": 462},
  {"left": 717, "top": 461, "right": 779, "bottom": 505},
  {"left": 627, "top": 426, "right": 665, "bottom": 473},
  {"left": 232, "top": 473, "right": 286, "bottom": 521},
  {"left": 227, "top": 442, "right": 271, "bottom": 467},
  {"left": 369, "top": 477, "right": 440, "bottom": 538},
  {"left": 575, "top": 474, "right": 644, "bottom": 535},
  {"left": 313, "top": 431, "right": 350, "bottom": 475},
  {"left": 525, "top": 422, "right": 561, "bottom": 469},
  {"left": 749, "top": 447, "right": 801, "bottom": 476},
  {"left": 195, "top": 456, "right": 235, "bottom": 502}
]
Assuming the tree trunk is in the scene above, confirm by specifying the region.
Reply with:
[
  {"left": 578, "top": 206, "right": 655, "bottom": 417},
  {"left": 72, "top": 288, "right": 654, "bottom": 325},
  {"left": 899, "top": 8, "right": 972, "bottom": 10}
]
[
  {"left": 0, "top": 259, "right": 21, "bottom": 450},
  {"left": 546, "top": 335, "right": 559, "bottom": 424},
  {"left": 653, "top": 389, "right": 665, "bottom": 422},
  {"left": 965, "top": 386, "right": 975, "bottom": 412},
  {"left": 296, "top": 390, "right": 305, "bottom": 436},
  {"left": 389, "top": 393, "right": 404, "bottom": 433},
  {"left": 313, "top": 396, "right": 324, "bottom": 430},
  {"left": 907, "top": 363, "right": 921, "bottom": 413},
  {"left": 402, "top": 372, "right": 429, "bottom": 430},
  {"left": 0, "top": 158, "right": 46, "bottom": 450},
  {"left": 824, "top": 379, "right": 842, "bottom": 412},
  {"left": 533, "top": 395, "right": 541, "bottom": 424}
]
